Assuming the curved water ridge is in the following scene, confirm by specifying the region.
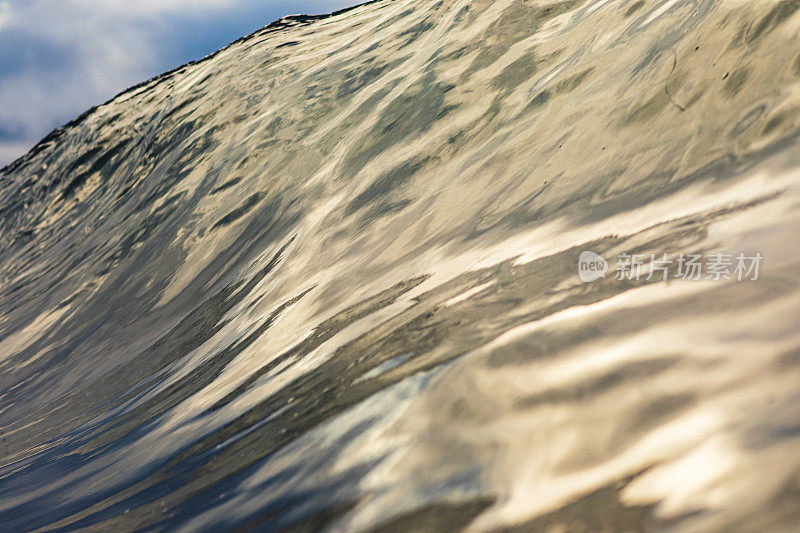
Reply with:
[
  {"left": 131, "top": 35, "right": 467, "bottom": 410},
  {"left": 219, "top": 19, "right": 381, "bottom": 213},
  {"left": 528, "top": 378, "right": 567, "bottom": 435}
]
[{"left": 1, "top": 0, "right": 800, "bottom": 530}]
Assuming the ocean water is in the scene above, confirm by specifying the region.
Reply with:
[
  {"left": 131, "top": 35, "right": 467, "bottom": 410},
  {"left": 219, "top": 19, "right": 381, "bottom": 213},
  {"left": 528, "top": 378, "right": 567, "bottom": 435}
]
[{"left": 1, "top": 0, "right": 800, "bottom": 530}]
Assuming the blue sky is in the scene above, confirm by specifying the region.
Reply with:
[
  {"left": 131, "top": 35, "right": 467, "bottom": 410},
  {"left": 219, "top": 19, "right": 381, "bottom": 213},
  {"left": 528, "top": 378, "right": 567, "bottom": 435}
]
[{"left": 0, "top": 0, "right": 359, "bottom": 166}]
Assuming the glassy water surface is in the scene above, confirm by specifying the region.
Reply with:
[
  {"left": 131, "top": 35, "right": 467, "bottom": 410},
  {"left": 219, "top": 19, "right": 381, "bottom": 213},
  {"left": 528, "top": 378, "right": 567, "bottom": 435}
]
[{"left": 1, "top": 0, "right": 800, "bottom": 530}]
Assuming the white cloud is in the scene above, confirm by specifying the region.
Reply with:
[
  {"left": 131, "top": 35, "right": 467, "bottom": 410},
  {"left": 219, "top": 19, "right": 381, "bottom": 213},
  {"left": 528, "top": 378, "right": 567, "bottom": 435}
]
[
  {"left": 0, "top": 1, "right": 13, "bottom": 32},
  {"left": 72, "top": 0, "right": 236, "bottom": 16},
  {"left": 0, "top": 143, "right": 30, "bottom": 165}
]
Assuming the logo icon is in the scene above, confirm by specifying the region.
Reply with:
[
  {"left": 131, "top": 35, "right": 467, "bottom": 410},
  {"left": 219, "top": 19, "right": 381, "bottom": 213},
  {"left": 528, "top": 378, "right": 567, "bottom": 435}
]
[{"left": 578, "top": 251, "right": 608, "bottom": 283}]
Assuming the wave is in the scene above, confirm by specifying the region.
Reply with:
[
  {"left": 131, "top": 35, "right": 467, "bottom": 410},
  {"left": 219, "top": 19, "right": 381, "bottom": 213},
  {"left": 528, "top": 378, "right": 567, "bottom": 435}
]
[{"left": 2, "top": 0, "right": 800, "bottom": 530}]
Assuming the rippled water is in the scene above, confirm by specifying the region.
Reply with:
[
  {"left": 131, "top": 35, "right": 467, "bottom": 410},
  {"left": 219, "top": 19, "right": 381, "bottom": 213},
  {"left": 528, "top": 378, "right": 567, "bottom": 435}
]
[{"left": 2, "top": 0, "right": 800, "bottom": 531}]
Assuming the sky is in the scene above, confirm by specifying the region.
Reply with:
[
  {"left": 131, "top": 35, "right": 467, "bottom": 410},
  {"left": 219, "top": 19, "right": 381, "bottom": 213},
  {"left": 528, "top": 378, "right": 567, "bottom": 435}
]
[{"left": 0, "top": 0, "right": 359, "bottom": 167}]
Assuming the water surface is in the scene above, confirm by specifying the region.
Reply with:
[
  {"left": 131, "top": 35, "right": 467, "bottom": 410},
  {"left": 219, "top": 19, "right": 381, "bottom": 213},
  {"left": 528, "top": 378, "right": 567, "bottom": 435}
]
[{"left": 1, "top": 0, "right": 800, "bottom": 530}]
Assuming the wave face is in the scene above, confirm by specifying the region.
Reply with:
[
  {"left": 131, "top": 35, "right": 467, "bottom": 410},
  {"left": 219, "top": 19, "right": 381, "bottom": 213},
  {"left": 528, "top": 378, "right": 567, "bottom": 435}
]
[{"left": 2, "top": 0, "right": 800, "bottom": 530}]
